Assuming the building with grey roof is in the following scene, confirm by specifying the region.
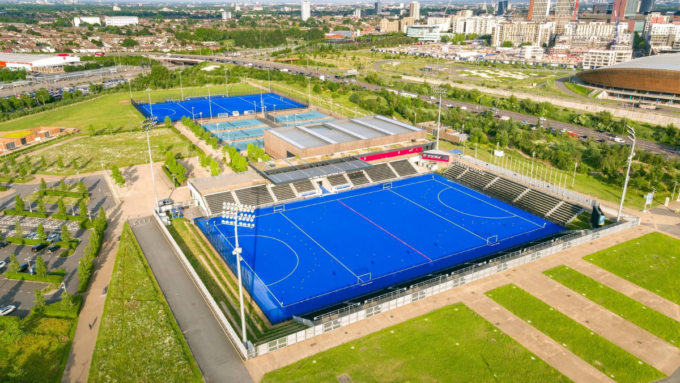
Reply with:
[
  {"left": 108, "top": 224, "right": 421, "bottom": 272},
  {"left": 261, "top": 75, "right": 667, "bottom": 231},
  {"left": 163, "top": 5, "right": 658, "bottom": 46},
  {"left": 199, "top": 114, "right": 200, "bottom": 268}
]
[{"left": 264, "top": 115, "right": 427, "bottom": 159}]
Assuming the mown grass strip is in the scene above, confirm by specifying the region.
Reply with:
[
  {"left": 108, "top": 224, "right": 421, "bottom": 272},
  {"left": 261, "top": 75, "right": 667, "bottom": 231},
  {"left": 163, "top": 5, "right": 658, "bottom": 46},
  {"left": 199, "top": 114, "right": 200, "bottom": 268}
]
[
  {"left": 487, "top": 284, "right": 665, "bottom": 383},
  {"left": 262, "top": 302, "right": 571, "bottom": 383},
  {"left": 545, "top": 265, "right": 680, "bottom": 346},
  {"left": 584, "top": 232, "right": 680, "bottom": 305}
]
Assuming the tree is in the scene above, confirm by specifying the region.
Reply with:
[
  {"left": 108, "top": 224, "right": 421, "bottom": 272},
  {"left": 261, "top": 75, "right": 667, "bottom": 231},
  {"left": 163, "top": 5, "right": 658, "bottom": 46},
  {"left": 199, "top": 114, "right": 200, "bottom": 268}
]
[
  {"left": 35, "top": 88, "right": 51, "bottom": 106},
  {"left": 33, "top": 289, "right": 45, "bottom": 316},
  {"left": 77, "top": 181, "right": 87, "bottom": 194},
  {"left": 72, "top": 158, "right": 78, "bottom": 170},
  {"left": 98, "top": 206, "right": 107, "bottom": 221},
  {"left": 57, "top": 155, "right": 64, "bottom": 169},
  {"left": 35, "top": 255, "right": 47, "bottom": 278},
  {"left": 0, "top": 318, "right": 24, "bottom": 347},
  {"left": 13, "top": 221, "right": 23, "bottom": 239},
  {"left": 313, "top": 83, "right": 322, "bottom": 94},
  {"left": 57, "top": 198, "right": 67, "bottom": 216},
  {"left": 37, "top": 199, "right": 46, "bottom": 216},
  {"left": 78, "top": 255, "right": 92, "bottom": 287},
  {"left": 61, "top": 225, "right": 72, "bottom": 244},
  {"left": 501, "top": 41, "right": 514, "bottom": 48},
  {"left": 61, "top": 290, "right": 75, "bottom": 309},
  {"left": 36, "top": 224, "right": 46, "bottom": 241},
  {"left": 40, "top": 177, "right": 47, "bottom": 190},
  {"left": 60, "top": 178, "right": 68, "bottom": 192},
  {"left": 87, "top": 124, "right": 96, "bottom": 137},
  {"left": 121, "top": 38, "right": 139, "bottom": 48},
  {"left": 13, "top": 195, "right": 24, "bottom": 212},
  {"left": 8, "top": 253, "right": 20, "bottom": 273},
  {"left": 79, "top": 199, "right": 88, "bottom": 217}
]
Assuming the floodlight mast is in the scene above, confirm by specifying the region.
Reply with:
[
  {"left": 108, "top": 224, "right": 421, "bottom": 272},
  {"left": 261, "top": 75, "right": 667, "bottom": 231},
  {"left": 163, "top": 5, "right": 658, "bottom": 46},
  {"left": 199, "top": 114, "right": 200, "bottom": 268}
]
[
  {"left": 616, "top": 126, "right": 636, "bottom": 222},
  {"left": 142, "top": 116, "right": 159, "bottom": 211},
  {"left": 222, "top": 202, "right": 255, "bottom": 345}
]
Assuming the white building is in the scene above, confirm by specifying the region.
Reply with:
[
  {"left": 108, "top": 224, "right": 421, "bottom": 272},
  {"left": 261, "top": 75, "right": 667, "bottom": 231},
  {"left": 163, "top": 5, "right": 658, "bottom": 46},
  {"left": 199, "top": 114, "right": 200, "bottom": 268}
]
[
  {"left": 646, "top": 23, "right": 680, "bottom": 53},
  {"left": 301, "top": 0, "right": 311, "bottom": 21},
  {"left": 492, "top": 22, "right": 555, "bottom": 47},
  {"left": 582, "top": 49, "right": 632, "bottom": 68},
  {"left": 409, "top": 1, "right": 420, "bottom": 20},
  {"left": 0, "top": 53, "right": 80, "bottom": 73},
  {"left": 427, "top": 17, "right": 451, "bottom": 32},
  {"left": 354, "top": 9, "right": 361, "bottom": 18},
  {"left": 73, "top": 16, "right": 101, "bottom": 27},
  {"left": 453, "top": 15, "right": 502, "bottom": 35},
  {"left": 406, "top": 25, "right": 441, "bottom": 41},
  {"left": 222, "top": 11, "right": 232, "bottom": 20},
  {"left": 104, "top": 16, "right": 139, "bottom": 26}
]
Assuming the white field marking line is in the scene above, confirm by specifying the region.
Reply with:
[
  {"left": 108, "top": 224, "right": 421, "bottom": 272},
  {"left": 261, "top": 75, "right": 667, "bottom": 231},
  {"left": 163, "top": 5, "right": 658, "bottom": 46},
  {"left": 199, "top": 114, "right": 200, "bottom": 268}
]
[
  {"left": 437, "top": 188, "right": 515, "bottom": 219},
  {"left": 219, "top": 233, "right": 300, "bottom": 287},
  {"left": 433, "top": 178, "right": 543, "bottom": 228},
  {"left": 257, "top": 178, "right": 435, "bottom": 218},
  {"left": 264, "top": 94, "right": 297, "bottom": 108},
  {"left": 280, "top": 212, "right": 359, "bottom": 279},
  {"left": 148, "top": 107, "right": 177, "bottom": 116},
  {"left": 177, "top": 102, "right": 193, "bottom": 116},
  {"left": 214, "top": 224, "right": 284, "bottom": 307},
  {"left": 389, "top": 189, "right": 488, "bottom": 242},
  {"left": 210, "top": 99, "right": 232, "bottom": 113},
  {"left": 238, "top": 97, "right": 260, "bottom": 109}
]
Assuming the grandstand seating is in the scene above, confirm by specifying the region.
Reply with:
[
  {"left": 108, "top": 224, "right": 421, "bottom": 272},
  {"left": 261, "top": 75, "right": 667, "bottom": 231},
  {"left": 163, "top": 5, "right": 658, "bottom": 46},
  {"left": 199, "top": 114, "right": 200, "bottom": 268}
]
[
  {"left": 234, "top": 185, "right": 275, "bottom": 207},
  {"left": 548, "top": 202, "right": 584, "bottom": 224},
  {"left": 365, "top": 163, "right": 397, "bottom": 183},
  {"left": 389, "top": 160, "right": 418, "bottom": 177},
  {"left": 293, "top": 180, "right": 316, "bottom": 194},
  {"left": 515, "top": 190, "right": 562, "bottom": 218},
  {"left": 485, "top": 178, "right": 529, "bottom": 204},
  {"left": 204, "top": 191, "right": 236, "bottom": 216},
  {"left": 327, "top": 174, "right": 350, "bottom": 187},
  {"left": 442, "top": 163, "right": 468, "bottom": 180},
  {"left": 270, "top": 184, "right": 296, "bottom": 202},
  {"left": 347, "top": 171, "right": 370, "bottom": 186},
  {"left": 457, "top": 171, "right": 497, "bottom": 191}
]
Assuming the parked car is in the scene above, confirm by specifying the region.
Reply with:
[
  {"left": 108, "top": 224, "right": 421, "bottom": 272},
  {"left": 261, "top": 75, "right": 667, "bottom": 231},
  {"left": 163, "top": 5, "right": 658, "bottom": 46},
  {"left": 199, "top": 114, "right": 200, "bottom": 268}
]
[
  {"left": 24, "top": 233, "right": 38, "bottom": 240},
  {"left": 614, "top": 137, "right": 625, "bottom": 143},
  {"left": 0, "top": 305, "right": 16, "bottom": 316},
  {"left": 596, "top": 129, "right": 605, "bottom": 133},
  {"left": 29, "top": 265, "right": 36, "bottom": 275},
  {"left": 0, "top": 241, "right": 9, "bottom": 248},
  {"left": 47, "top": 245, "right": 60, "bottom": 253},
  {"left": 18, "top": 263, "right": 28, "bottom": 272},
  {"left": 46, "top": 234, "right": 60, "bottom": 243},
  {"left": 159, "top": 199, "right": 173, "bottom": 207},
  {"left": 32, "top": 243, "right": 48, "bottom": 252},
  {"left": 0, "top": 260, "right": 5, "bottom": 269}
]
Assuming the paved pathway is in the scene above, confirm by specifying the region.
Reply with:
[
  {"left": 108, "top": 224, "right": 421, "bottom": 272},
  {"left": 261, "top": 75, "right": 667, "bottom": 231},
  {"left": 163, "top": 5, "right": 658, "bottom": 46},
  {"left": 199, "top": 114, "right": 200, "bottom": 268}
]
[{"left": 130, "top": 217, "right": 252, "bottom": 383}]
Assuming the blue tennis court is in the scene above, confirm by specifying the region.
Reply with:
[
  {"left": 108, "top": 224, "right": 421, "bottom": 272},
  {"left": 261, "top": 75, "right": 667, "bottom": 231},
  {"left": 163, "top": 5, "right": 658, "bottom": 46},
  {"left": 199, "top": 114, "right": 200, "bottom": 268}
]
[
  {"left": 212, "top": 127, "right": 270, "bottom": 142},
  {"left": 274, "top": 111, "right": 329, "bottom": 123},
  {"left": 197, "top": 174, "right": 564, "bottom": 323},
  {"left": 203, "top": 119, "right": 265, "bottom": 132},
  {"left": 135, "top": 93, "right": 305, "bottom": 122}
]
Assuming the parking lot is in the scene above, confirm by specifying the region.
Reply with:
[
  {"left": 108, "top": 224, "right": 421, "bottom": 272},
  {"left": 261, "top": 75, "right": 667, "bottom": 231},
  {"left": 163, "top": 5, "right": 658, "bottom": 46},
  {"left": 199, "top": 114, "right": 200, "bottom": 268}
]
[{"left": 0, "top": 174, "right": 112, "bottom": 318}]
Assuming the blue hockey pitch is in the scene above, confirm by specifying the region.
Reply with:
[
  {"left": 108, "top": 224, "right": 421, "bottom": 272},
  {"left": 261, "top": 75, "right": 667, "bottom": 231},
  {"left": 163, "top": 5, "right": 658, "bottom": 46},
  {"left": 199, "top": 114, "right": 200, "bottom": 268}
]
[
  {"left": 135, "top": 93, "right": 305, "bottom": 121},
  {"left": 197, "top": 174, "right": 564, "bottom": 323}
]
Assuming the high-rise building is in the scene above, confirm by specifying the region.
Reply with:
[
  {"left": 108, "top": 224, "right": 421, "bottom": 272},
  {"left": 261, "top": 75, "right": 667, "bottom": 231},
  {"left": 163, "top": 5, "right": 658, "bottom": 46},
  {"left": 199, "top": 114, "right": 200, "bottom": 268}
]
[
  {"left": 528, "top": 0, "right": 551, "bottom": 22},
  {"left": 301, "top": 0, "right": 310, "bottom": 21},
  {"left": 222, "top": 11, "right": 232, "bottom": 20},
  {"left": 610, "top": 0, "right": 639, "bottom": 22},
  {"left": 639, "top": 0, "right": 654, "bottom": 13},
  {"left": 354, "top": 9, "right": 361, "bottom": 18},
  {"left": 496, "top": 0, "right": 508, "bottom": 15},
  {"left": 554, "top": 0, "right": 579, "bottom": 20},
  {"left": 375, "top": 0, "right": 381, "bottom": 15},
  {"left": 409, "top": 1, "right": 420, "bottom": 19}
]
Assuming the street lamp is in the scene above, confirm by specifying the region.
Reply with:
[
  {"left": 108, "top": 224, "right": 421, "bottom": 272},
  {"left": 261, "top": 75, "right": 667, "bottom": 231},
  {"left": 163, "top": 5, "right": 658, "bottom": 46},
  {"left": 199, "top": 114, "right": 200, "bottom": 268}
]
[
  {"left": 433, "top": 87, "right": 447, "bottom": 151},
  {"left": 146, "top": 88, "right": 153, "bottom": 117},
  {"left": 616, "top": 126, "right": 636, "bottom": 223},
  {"left": 207, "top": 84, "right": 213, "bottom": 120},
  {"left": 220, "top": 202, "right": 256, "bottom": 345},
  {"left": 142, "top": 116, "right": 160, "bottom": 211}
]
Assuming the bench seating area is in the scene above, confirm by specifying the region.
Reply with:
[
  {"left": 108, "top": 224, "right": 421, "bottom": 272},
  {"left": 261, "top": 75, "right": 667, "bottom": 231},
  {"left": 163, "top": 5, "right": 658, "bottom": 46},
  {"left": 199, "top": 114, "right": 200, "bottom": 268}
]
[
  {"left": 515, "top": 190, "right": 562, "bottom": 218},
  {"left": 347, "top": 171, "right": 370, "bottom": 186},
  {"left": 442, "top": 163, "right": 468, "bottom": 180},
  {"left": 365, "top": 163, "right": 397, "bottom": 183},
  {"left": 548, "top": 202, "right": 584, "bottom": 224},
  {"left": 457, "top": 171, "right": 497, "bottom": 191},
  {"left": 234, "top": 185, "right": 275, "bottom": 207},
  {"left": 270, "top": 184, "right": 296, "bottom": 202},
  {"left": 486, "top": 178, "right": 528, "bottom": 203},
  {"left": 293, "top": 180, "right": 316, "bottom": 194},
  {"left": 204, "top": 190, "right": 236, "bottom": 216},
  {"left": 327, "top": 174, "right": 350, "bottom": 187},
  {"left": 390, "top": 160, "right": 418, "bottom": 177}
]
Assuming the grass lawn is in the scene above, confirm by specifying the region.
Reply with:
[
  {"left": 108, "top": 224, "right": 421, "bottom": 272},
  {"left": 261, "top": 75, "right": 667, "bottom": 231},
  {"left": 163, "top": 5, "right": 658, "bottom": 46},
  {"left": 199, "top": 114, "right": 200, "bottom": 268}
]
[
  {"left": 564, "top": 82, "right": 592, "bottom": 97},
  {"left": 584, "top": 232, "right": 680, "bottom": 305},
  {"left": 0, "top": 84, "right": 259, "bottom": 132},
  {"left": 545, "top": 265, "right": 680, "bottom": 346},
  {"left": 35, "top": 128, "right": 191, "bottom": 175},
  {"left": 88, "top": 223, "right": 202, "bottom": 383},
  {"left": 487, "top": 284, "right": 665, "bottom": 383},
  {"left": 0, "top": 296, "right": 81, "bottom": 383},
  {"left": 262, "top": 302, "right": 570, "bottom": 383}
]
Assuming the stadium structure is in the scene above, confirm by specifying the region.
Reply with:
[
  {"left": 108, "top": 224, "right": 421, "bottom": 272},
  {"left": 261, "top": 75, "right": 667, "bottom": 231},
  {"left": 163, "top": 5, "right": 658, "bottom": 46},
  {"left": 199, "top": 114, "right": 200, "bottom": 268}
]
[
  {"left": 186, "top": 112, "right": 602, "bottom": 329},
  {"left": 576, "top": 53, "right": 680, "bottom": 106}
]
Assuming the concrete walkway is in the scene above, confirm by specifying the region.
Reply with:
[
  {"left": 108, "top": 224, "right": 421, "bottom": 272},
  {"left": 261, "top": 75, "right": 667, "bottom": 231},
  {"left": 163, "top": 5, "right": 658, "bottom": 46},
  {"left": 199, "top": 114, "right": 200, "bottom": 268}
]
[
  {"left": 130, "top": 217, "right": 252, "bottom": 383},
  {"left": 245, "top": 224, "right": 680, "bottom": 382}
]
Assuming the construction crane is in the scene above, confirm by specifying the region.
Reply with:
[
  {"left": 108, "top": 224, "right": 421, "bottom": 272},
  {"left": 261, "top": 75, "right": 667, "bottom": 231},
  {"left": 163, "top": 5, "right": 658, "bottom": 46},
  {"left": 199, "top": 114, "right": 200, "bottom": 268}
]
[
  {"left": 441, "top": 0, "right": 453, "bottom": 17},
  {"left": 612, "top": 10, "right": 620, "bottom": 47}
]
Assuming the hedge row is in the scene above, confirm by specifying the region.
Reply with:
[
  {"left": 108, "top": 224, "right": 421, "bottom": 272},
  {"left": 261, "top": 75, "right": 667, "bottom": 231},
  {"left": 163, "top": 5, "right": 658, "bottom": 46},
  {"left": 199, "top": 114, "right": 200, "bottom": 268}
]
[
  {"left": 3, "top": 209, "right": 49, "bottom": 218},
  {"left": 38, "top": 190, "right": 88, "bottom": 199},
  {"left": 4, "top": 269, "right": 66, "bottom": 288}
]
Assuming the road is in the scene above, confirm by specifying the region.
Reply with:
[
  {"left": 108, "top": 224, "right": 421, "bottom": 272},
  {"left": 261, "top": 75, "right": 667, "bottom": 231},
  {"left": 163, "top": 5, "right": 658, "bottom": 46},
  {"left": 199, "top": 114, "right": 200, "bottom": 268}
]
[
  {"left": 130, "top": 217, "right": 252, "bottom": 383},
  {"left": 124, "top": 52, "right": 678, "bottom": 158}
]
